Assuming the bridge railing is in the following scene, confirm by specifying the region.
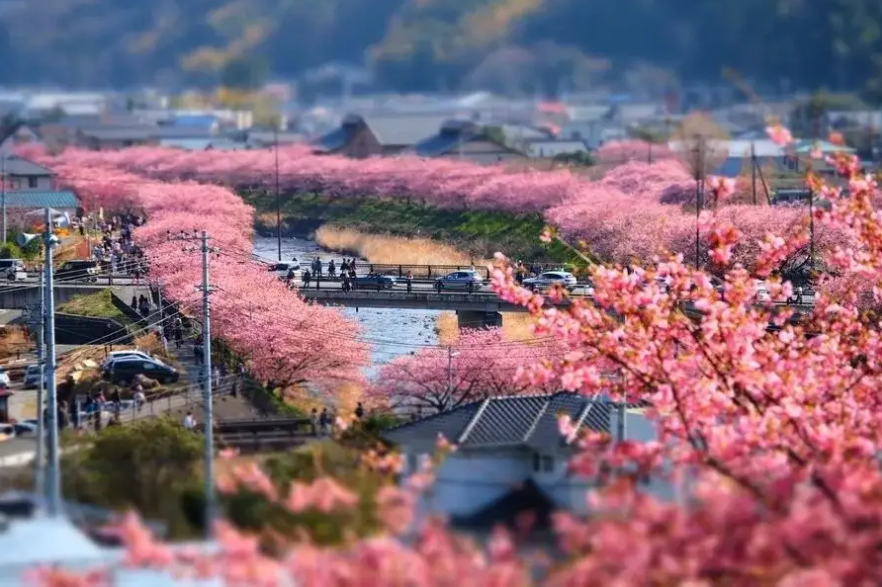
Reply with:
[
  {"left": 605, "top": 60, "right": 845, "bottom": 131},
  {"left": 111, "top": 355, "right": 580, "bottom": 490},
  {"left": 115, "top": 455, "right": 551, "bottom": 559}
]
[{"left": 299, "top": 262, "right": 570, "bottom": 280}]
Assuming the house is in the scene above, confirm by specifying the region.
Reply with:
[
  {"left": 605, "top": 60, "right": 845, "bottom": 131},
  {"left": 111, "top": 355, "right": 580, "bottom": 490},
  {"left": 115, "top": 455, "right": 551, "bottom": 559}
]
[
  {"left": 383, "top": 392, "right": 663, "bottom": 527},
  {"left": 312, "top": 113, "right": 450, "bottom": 158},
  {"left": 409, "top": 120, "right": 526, "bottom": 165},
  {"left": 2, "top": 191, "right": 79, "bottom": 228},
  {"left": 559, "top": 119, "right": 627, "bottom": 149},
  {"left": 0, "top": 123, "right": 42, "bottom": 153},
  {"left": 668, "top": 139, "right": 787, "bottom": 178},
  {"left": 0, "top": 155, "right": 55, "bottom": 191},
  {"left": 75, "top": 124, "right": 218, "bottom": 150},
  {"left": 525, "top": 139, "right": 589, "bottom": 159}
]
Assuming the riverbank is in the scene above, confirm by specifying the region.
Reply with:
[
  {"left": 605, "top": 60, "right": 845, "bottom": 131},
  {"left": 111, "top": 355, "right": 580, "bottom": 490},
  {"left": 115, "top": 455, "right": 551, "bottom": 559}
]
[{"left": 244, "top": 192, "right": 580, "bottom": 264}]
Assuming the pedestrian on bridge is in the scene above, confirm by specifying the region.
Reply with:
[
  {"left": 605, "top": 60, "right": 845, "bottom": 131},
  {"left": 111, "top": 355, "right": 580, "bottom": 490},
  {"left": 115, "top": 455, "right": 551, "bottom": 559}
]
[
  {"left": 328, "top": 259, "right": 336, "bottom": 278},
  {"left": 302, "top": 269, "right": 311, "bottom": 289},
  {"left": 406, "top": 270, "right": 413, "bottom": 293}
]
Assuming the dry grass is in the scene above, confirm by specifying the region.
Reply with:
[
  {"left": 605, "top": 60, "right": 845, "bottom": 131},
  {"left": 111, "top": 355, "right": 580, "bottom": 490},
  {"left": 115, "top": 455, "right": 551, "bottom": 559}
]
[
  {"left": 435, "top": 313, "right": 459, "bottom": 345},
  {"left": 282, "top": 381, "right": 364, "bottom": 417},
  {"left": 316, "top": 226, "right": 486, "bottom": 266},
  {"left": 0, "top": 326, "right": 30, "bottom": 360},
  {"left": 501, "top": 313, "right": 536, "bottom": 341}
]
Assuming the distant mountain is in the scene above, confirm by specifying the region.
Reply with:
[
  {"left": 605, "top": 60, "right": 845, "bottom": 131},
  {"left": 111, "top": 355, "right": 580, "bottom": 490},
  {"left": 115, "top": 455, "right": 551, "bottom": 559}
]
[{"left": 0, "top": 0, "right": 881, "bottom": 97}]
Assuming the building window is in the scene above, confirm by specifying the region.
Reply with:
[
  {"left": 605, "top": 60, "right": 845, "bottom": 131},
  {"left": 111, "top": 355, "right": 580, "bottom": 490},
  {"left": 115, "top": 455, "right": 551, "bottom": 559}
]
[
  {"left": 532, "top": 453, "right": 541, "bottom": 472},
  {"left": 542, "top": 456, "right": 554, "bottom": 472},
  {"left": 27, "top": 177, "right": 37, "bottom": 188}
]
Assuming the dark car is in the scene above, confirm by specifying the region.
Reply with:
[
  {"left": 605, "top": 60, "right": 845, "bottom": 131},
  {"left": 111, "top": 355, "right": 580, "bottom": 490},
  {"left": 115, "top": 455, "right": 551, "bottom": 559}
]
[
  {"left": 352, "top": 273, "right": 397, "bottom": 290},
  {"left": 56, "top": 260, "right": 99, "bottom": 283},
  {"left": 103, "top": 358, "right": 179, "bottom": 385}
]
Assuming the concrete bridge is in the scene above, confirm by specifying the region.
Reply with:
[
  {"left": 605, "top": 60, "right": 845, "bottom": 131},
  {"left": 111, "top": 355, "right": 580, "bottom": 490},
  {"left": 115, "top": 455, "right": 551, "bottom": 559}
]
[{"left": 299, "top": 288, "right": 573, "bottom": 327}]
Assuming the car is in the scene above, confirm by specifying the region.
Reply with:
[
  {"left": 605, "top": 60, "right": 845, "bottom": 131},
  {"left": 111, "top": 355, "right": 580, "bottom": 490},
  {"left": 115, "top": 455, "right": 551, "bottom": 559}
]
[
  {"left": 56, "top": 260, "right": 99, "bottom": 283},
  {"left": 101, "top": 350, "right": 155, "bottom": 368},
  {"left": 435, "top": 270, "right": 484, "bottom": 291},
  {"left": 23, "top": 364, "right": 49, "bottom": 389},
  {"left": 0, "top": 423, "right": 15, "bottom": 440},
  {"left": 755, "top": 281, "right": 772, "bottom": 302},
  {"left": 0, "top": 259, "right": 27, "bottom": 282},
  {"left": 13, "top": 419, "right": 39, "bottom": 435},
  {"left": 523, "top": 271, "right": 578, "bottom": 291},
  {"left": 352, "top": 273, "right": 397, "bottom": 290},
  {"left": 269, "top": 259, "right": 301, "bottom": 281},
  {"left": 0, "top": 367, "right": 10, "bottom": 388},
  {"left": 104, "top": 358, "right": 179, "bottom": 385}
]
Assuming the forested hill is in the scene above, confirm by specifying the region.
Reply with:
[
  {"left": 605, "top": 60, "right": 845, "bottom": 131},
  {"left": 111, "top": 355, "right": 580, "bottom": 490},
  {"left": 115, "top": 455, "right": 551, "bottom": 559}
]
[{"left": 0, "top": 0, "right": 881, "bottom": 96}]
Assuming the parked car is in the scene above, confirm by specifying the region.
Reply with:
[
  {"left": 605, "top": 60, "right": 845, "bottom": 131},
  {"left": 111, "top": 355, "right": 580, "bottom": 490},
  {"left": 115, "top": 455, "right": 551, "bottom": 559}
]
[
  {"left": 269, "top": 259, "right": 301, "bottom": 281},
  {"left": 435, "top": 270, "right": 484, "bottom": 291},
  {"left": 352, "top": 273, "right": 397, "bottom": 290},
  {"left": 13, "top": 419, "right": 39, "bottom": 435},
  {"left": 0, "top": 259, "right": 27, "bottom": 282},
  {"left": 0, "top": 367, "right": 10, "bottom": 388},
  {"left": 104, "top": 358, "right": 179, "bottom": 385},
  {"left": 523, "top": 271, "right": 578, "bottom": 291},
  {"left": 56, "top": 260, "right": 99, "bottom": 283},
  {"left": 101, "top": 350, "right": 156, "bottom": 368},
  {"left": 23, "top": 364, "right": 48, "bottom": 389},
  {"left": 0, "top": 423, "right": 15, "bottom": 439}
]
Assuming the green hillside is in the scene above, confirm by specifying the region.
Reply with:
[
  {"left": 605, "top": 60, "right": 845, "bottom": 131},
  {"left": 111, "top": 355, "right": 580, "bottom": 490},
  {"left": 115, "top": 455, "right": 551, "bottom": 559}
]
[{"left": 0, "top": 0, "right": 881, "bottom": 97}]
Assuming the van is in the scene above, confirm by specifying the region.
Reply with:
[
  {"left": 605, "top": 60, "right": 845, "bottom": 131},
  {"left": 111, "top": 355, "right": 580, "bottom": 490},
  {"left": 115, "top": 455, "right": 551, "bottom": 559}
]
[{"left": 0, "top": 259, "right": 27, "bottom": 282}]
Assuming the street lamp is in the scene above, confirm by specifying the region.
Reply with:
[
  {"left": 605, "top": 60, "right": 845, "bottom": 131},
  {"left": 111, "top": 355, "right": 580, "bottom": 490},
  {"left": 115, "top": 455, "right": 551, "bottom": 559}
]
[{"left": 445, "top": 348, "right": 461, "bottom": 410}]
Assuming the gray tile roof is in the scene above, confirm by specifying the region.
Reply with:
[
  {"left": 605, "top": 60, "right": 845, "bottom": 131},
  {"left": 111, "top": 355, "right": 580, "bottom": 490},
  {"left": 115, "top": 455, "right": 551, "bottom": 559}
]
[
  {"left": 3, "top": 191, "right": 79, "bottom": 208},
  {"left": 357, "top": 114, "right": 449, "bottom": 147},
  {"left": 0, "top": 155, "right": 53, "bottom": 177},
  {"left": 383, "top": 392, "right": 616, "bottom": 450}
]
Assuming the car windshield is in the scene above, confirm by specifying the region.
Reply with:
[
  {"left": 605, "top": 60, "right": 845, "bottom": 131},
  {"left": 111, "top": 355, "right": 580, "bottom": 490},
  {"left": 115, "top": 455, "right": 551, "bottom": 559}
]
[{"left": 0, "top": 261, "right": 15, "bottom": 269}]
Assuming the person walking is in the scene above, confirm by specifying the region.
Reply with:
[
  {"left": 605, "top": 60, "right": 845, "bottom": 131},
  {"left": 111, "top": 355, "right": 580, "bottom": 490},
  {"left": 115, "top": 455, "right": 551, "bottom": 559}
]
[
  {"left": 310, "top": 408, "right": 319, "bottom": 436},
  {"left": 355, "top": 402, "right": 364, "bottom": 420},
  {"left": 183, "top": 411, "right": 196, "bottom": 431},
  {"left": 302, "top": 269, "right": 311, "bottom": 289},
  {"left": 319, "top": 408, "right": 330, "bottom": 435},
  {"left": 328, "top": 259, "right": 336, "bottom": 278},
  {"left": 406, "top": 270, "right": 413, "bottom": 293}
]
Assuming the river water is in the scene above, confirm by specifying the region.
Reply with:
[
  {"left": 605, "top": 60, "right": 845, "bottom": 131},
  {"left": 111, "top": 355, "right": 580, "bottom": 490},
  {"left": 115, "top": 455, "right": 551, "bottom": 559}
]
[{"left": 252, "top": 236, "right": 441, "bottom": 376}]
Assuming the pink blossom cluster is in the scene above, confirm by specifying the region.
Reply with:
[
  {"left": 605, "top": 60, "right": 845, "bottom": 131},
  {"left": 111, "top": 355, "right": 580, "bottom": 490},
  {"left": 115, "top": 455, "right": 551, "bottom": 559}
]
[
  {"left": 366, "top": 328, "right": 564, "bottom": 413},
  {"left": 29, "top": 153, "right": 370, "bottom": 392}
]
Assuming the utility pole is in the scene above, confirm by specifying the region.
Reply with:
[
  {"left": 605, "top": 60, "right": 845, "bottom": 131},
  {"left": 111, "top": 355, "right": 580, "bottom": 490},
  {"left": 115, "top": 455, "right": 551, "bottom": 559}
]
[
  {"left": 809, "top": 187, "right": 815, "bottom": 277},
  {"left": 616, "top": 401, "right": 626, "bottom": 442},
  {"left": 694, "top": 136, "right": 704, "bottom": 268},
  {"left": 1, "top": 154, "right": 6, "bottom": 245},
  {"left": 751, "top": 142, "right": 757, "bottom": 206},
  {"left": 200, "top": 230, "right": 216, "bottom": 537},
  {"left": 274, "top": 124, "right": 281, "bottom": 262},
  {"left": 34, "top": 265, "right": 45, "bottom": 498},
  {"left": 43, "top": 208, "right": 61, "bottom": 516}
]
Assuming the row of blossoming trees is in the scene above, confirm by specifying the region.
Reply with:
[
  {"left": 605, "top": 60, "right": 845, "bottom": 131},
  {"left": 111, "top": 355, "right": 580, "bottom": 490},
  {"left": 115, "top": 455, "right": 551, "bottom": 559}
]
[
  {"left": 26, "top": 132, "right": 882, "bottom": 584},
  {"left": 27, "top": 151, "right": 371, "bottom": 393},
  {"left": 22, "top": 140, "right": 849, "bottom": 278}
]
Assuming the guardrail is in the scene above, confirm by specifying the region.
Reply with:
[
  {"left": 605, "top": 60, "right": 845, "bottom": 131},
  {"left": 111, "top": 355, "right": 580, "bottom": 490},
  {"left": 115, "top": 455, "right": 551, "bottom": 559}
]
[
  {"left": 214, "top": 417, "right": 312, "bottom": 435},
  {"left": 282, "top": 262, "right": 572, "bottom": 280}
]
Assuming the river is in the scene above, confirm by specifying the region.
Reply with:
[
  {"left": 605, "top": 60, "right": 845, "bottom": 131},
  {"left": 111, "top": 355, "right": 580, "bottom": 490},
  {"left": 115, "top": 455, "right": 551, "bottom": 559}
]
[{"left": 252, "top": 236, "right": 442, "bottom": 376}]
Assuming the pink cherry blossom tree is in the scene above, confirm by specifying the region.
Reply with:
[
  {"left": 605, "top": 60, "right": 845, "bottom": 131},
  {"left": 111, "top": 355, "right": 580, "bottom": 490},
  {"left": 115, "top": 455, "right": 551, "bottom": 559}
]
[{"left": 366, "top": 328, "right": 563, "bottom": 414}]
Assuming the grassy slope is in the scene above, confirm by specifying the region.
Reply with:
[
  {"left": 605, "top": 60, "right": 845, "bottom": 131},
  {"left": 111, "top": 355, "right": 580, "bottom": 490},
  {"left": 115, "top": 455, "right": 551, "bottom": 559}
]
[
  {"left": 245, "top": 192, "right": 582, "bottom": 265},
  {"left": 57, "top": 289, "right": 133, "bottom": 325}
]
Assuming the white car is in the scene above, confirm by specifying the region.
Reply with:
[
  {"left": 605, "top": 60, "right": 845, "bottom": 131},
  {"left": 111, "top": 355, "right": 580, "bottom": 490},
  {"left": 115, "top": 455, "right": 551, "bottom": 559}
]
[
  {"left": 0, "top": 367, "right": 10, "bottom": 388},
  {"left": 755, "top": 281, "right": 772, "bottom": 302},
  {"left": 0, "top": 259, "right": 26, "bottom": 282},
  {"left": 103, "top": 350, "right": 155, "bottom": 366},
  {"left": 523, "top": 271, "right": 579, "bottom": 291}
]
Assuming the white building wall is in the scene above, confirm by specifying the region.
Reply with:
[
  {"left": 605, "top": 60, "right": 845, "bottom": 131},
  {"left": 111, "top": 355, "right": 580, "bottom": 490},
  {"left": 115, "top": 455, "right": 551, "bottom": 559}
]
[{"left": 405, "top": 448, "right": 531, "bottom": 518}]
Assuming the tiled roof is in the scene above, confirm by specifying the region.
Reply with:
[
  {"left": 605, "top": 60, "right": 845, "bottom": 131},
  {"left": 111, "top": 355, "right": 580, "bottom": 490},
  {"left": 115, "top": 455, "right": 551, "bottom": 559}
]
[
  {"left": 383, "top": 392, "right": 618, "bottom": 450},
  {"left": 0, "top": 155, "right": 53, "bottom": 176},
  {"left": 3, "top": 191, "right": 79, "bottom": 208},
  {"left": 355, "top": 114, "right": 448, "bottom": 147},
  {"left": 312, "top": 127, "right": 348, "bottom": 152}
]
